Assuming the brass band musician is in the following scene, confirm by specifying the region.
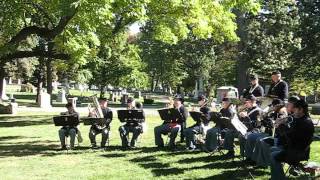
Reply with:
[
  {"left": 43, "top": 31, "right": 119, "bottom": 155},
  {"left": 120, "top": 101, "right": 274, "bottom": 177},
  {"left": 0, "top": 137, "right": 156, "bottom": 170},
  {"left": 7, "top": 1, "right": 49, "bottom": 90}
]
[
  {"left": 184, "top": 95, "right": 211, "bottom": 151},
  {"left": 267, "top": 71, "right": 289, "bottom": 101},
  {"left": 205, "top": 97, "right": 235, "bottom": 152},
  {"left": 58, "top": 102, "right": 81, "bottom": 150},
  {"left": 251, "top": 96, "right": 299, "bottom": 167},
  {"left": 154, "top": 95, "right": 188, "bottom": 149},
  {"left": 270, "top": 99, "right": 314, "bottom": 179},
  {"left": 242, "top": 74, "right": 264, "bottom": 98},
  {"left": 119, "top": 97, "right": 145, "bottom": 148},
  {"left": 243, "top": 98, "right": 287, "bottom": 164},
  {"left": 223, "top": 95, "right": 262, "bottom": 158},
  {"left": 88, "top": 98, "right": 113, "bottom": 149}
]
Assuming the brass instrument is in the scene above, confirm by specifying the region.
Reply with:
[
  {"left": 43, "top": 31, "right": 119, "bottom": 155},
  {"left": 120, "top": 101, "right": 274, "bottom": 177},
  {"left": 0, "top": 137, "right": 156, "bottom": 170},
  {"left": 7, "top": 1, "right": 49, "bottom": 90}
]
[
  {"left": 87, "top": 95, "right": 106, "bottom": 129},
  {"left": 272, "top": 116, "right": 293, "bottom": 137},
  {"left": 191, "top": 99, "right": 211, "bottom": 144}
]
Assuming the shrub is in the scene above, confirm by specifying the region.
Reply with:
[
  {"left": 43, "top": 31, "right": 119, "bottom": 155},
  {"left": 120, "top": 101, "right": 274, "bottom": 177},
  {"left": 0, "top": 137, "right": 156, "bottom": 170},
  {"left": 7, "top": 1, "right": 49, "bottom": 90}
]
[{"left": 144, "top": 98, "right": 154, "bottom": 104}]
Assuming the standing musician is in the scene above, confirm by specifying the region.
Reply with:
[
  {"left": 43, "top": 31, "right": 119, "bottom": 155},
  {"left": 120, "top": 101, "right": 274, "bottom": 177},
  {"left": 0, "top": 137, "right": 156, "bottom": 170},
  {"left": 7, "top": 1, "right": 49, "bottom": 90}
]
[
  {"left": 58, "top": 102, "right": 81, "bottom": 150},
  {"left": 205, "top": 97, "right": 235, "bottom": 152},
  {"left": 119, "top": 97, "right": 145, "bottom": 148},
  {"left": 270, "top": 99, "right": 314, "bottom": 180},
  {"left": 223, "top": 95, "right": 262, "bottom": 158},
  {"left": 154, "top": 95, "right": 188, "bottom": 149},
  {"left": 242, "top": 74, "right": 264, "bottom": 98},
  {"left": 243, "top": 98, "right": 287, "bottom": 164},
  {"left": 252, "top": 96, "right": 299, "bottom": 167},
  {"left": 88, "top": 98, "right": 113, "bottom": 149},
  {"left": 184, "top": 95, "right": 211, "bottom": 151},
  {"left": 267, "top": 71, "right": 289, "bottom": 101}
]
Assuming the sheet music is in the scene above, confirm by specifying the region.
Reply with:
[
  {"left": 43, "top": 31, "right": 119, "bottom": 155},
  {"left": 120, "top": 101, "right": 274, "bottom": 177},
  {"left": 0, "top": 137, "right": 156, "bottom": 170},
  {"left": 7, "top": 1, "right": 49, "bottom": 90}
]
[{"left": 231, "top": 115, "right": 248, "bottom": 136}]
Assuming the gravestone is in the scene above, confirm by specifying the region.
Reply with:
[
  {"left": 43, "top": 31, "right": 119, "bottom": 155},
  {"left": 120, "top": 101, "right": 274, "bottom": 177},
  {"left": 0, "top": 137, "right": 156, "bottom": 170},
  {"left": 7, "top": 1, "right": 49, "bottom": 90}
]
[
  {"left": 52, "top": 81, "right": 58, "bottom": 91},
  {"left": 8, "top": 102, "right": 18, "bottom": 114},
  {"left": 8, "top": 77, "right": 12, "bottom": 84},
  {"left": 39, "top": 91, "right": 51, "bottom": 108},
  {"left": 17, "top": 79, "right": 21, "bottom": 85},
  {"left": 121, "top": 94, "right": 129, "bottom": 106},
  {"left": 68, "top": 97, "right": 78, "bottom": 108},
  {"left": 1, "top": 78, "right": 8, "bottom": 100},
  {"left": 57, "top": 89, "right": 67, "bottom": 103},
  {"left": 109, "top": 93, "right": 114, "bottom": 102},
  {"left": 134, "top": 91, "right": 141, "bottom": 99}
]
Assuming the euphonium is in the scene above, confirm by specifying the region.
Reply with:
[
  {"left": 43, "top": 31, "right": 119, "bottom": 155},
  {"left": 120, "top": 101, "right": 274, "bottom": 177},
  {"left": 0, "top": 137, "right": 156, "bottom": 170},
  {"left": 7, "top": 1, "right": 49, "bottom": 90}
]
[{"left": 272, "top": 116, "right": 293, "bottom": 137}]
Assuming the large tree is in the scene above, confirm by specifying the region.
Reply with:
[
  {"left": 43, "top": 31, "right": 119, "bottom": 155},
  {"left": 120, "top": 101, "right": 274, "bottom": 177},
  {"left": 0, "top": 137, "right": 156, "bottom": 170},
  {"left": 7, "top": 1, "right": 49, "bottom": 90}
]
[
  {"left": 0, "top": 0, "right": 260, "bottom": 100},
  {"left": 239, "top": 0, "right": 301, "bottom": 84}
]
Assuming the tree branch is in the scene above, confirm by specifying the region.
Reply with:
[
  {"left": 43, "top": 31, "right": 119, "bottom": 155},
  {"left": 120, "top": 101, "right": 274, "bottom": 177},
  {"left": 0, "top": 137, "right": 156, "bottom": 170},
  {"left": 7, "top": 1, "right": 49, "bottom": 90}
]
[
  {"left": 8, "top": 7, "right": 78, "bottom": 44},
  {"left": 0, "top": 50, "right": 70, "bottom": 62}
]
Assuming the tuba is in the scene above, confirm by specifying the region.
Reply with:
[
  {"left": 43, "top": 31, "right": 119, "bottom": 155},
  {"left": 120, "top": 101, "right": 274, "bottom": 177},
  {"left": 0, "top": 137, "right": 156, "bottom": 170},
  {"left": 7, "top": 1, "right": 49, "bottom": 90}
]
[{"left": 88, "top": 95, "right": 106, "bottom": 129}]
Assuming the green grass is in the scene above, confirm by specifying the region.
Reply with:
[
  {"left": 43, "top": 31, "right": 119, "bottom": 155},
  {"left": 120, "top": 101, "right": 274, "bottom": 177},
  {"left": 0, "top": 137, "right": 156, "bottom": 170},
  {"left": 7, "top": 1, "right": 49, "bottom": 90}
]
[{"left": 0, "top": 112, "right": 319, "bottom": 180}]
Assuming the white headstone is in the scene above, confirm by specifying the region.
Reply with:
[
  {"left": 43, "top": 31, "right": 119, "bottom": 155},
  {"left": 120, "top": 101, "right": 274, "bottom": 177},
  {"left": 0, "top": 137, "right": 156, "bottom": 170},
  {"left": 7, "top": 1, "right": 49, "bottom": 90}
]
[
  {"left": 39, "top": 91, "right": 51, "bottom": 108},
  {"left": 57, "top": 89, "right": 67, "bottom": 103},
  {"left": 8, "top": 77, "right": 12, "bottom": 84},
  {"left": 53, "top": 81, "right": 58, "bottom": 91},
  {"left": 1, "top": 78, "right": 8, "bottom": 100},
  {"left": 17, "top": 79, "right": 21, "bottom": 85},
  {"left": 67, "top": 97, "right": 78, "bottom": 108}
]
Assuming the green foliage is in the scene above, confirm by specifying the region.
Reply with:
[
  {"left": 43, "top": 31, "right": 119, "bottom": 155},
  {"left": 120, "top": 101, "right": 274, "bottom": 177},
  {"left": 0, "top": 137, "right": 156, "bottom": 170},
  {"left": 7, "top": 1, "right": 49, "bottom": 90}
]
[
  {"left": 3, "top": 58, "right": 38, "bottom": 83},
  {"left": 0, "top": 0, "right": 261, "bottom": 63},
  {"left": 243, "top": 0, "right": 301, "bottom": 77},
  {"left": 87, "top": 32, "right": 149, "bottom": 90}
]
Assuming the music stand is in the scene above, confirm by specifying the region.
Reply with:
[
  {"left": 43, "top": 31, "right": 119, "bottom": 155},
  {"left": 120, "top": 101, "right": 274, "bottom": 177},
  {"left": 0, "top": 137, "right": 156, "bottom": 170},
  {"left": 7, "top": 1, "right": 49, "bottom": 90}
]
[
  {"left": 158, "top": 108, "right": 181, "bottom": 122},
  {"left": 53, "top": 115, "right": 79, "bottom": 126},
  {"left": 82, "top": 117, "right": 107, "bottom": 126},
  {"left": 117, "top": 110, "right": 144, "bottom": 123},
  {"left": 189, "top": 111, "right": 203, "bottom": 122}
]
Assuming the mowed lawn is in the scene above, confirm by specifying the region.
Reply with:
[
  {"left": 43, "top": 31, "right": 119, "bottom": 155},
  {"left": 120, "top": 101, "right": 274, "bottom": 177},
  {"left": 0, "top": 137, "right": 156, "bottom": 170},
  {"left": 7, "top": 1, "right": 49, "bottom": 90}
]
[{"left": 0, "top": 111, "right": 319, "bottom": 180}]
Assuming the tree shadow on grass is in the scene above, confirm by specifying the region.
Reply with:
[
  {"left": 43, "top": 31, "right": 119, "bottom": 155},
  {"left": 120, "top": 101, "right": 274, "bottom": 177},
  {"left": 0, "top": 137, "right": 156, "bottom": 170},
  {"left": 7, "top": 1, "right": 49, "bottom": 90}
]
[
  {"left": 197, "top": 168, "right": 269, "bottom": 180},
  {"left": 0, "top": 115, "right": 53, "bottom": 127},
  {"left": 0, "top": 139, "right": 113, "bottom": 158},
  {"left": 101, "top": 153, "right": 127, "bottom": 158},
  {"left": 0, "top": 140, "right": 59, "bottom": 158},
  {"left": 130, "top": 154, "right": 185, "bottom": 177},
  {"left": 0, "top": 136, "right": 27, "bottom": 141},
  {"left": 177, "top": 155, "right": 227, "bottom": 164}
]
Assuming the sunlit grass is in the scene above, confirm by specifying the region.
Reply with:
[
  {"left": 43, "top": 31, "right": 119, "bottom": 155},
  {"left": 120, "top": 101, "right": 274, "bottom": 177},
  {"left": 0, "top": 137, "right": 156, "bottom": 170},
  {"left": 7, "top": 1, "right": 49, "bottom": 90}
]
[{"left": 0, "top": 111, "right": 319, "bottom": 180}]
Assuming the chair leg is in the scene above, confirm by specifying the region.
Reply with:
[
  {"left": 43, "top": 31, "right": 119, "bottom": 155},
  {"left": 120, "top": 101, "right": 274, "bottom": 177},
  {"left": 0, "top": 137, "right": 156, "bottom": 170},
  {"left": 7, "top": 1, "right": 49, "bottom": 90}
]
[
  {"left": 285, "top": 165, "right": 292, "bottom": 177},
  {"left": 165, "top": 133, "right": 171, "bottom": 145}
]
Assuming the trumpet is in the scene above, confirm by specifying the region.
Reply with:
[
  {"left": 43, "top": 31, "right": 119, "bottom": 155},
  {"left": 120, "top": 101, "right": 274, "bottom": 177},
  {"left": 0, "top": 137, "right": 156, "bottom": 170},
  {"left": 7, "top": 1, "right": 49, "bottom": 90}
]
[{"left": 272, "top": 116, "right": 294, "bottom": 137}]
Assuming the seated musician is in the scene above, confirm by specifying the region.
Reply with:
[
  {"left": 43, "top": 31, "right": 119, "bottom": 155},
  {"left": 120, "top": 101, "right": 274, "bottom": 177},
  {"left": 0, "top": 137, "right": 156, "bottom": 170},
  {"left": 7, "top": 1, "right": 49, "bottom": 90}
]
[
  {"left": 243, "top": 98, "right": 287, "bottom": 164},
  {"left": 270, "top": 99, "right": 314, "bottom": 180},
  {"left": 242, "top": 74, "right": 264, "bottom": 98},
  {"left": 267, "top": 71, "right": 289, "bottom": 101},
  {"left": 252, "top": 96, "right": 298, "bottom": 167},
  {"left": 223, "top": 95, "right": 262, "bottom": 158},
  {"left": 205, "top": 97, "right": 235, "bottom": 152},
  {"left": 88, "top": 98, "right": 113, "bottom": 149},
  {"left": 119, "top": 98, "right": 145, "bottom": 148},
  {"left": 154, "top": 95, "right": 188, "bottom": 149},
  {"left": 58, "top": 102, "right": 81, "bottom": 150},
  {"left": 184, "top": 95, "right": 211, "bottom": 151}
]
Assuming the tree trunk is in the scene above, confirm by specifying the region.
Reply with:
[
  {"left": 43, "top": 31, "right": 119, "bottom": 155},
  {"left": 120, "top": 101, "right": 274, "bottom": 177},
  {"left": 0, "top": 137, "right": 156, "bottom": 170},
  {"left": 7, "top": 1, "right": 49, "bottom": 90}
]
[
  {"left": 46, "top": 42, "right": 54, "bottom": 104},
  {"left": 150, "top": 74, "right": 155, "bottom": 92},
  {"left": 235, "top": 10, "right": 249, "bottom": 92},
  {"left": 46, "top": 58, "right": 53, "bottom": 104},
  {"left": 100, "top": 85, "right": 105, "bottom": 98},
  {"left": 0, "top": 67, "right": 5, "bottom": 102},
  {"left": 36, "top": 57, "right": 44, "bottom": 103}
]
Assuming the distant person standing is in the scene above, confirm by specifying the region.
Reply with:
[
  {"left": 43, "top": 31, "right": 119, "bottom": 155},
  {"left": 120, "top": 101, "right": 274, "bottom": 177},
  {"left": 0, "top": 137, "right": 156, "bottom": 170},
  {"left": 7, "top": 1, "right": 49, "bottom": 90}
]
[
  {"left": 242, "top": 74, "right": 264, "bottom": 98},
  {"left": 267, "top": 71, "right": 288, "bottom": 101}
]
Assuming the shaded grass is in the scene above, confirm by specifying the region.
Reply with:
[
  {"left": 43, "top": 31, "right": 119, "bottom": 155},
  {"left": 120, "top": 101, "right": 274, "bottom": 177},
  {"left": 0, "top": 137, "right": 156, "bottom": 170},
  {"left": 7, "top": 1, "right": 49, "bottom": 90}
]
[{"left": 0, "top": 112, "right": 318, "bottom": 180}]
